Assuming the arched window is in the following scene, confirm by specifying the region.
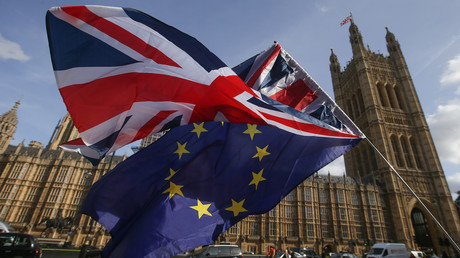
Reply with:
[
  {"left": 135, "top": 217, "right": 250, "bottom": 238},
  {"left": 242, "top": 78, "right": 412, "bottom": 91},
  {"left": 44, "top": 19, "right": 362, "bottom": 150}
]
[
  {"left": 411, "top": 208, "right": 433, "bottom": 248},
  {"left": 410, "top": 137, "right": 423, "bottom": 169},
  {"left": 355, "top": 147, "right": 365, "bottom": 177},
  {"left": 385, "top": 84, "right": 396, "bottom": 108},
  {"left": 368, "top": 145, "right": 378, "bottom": 171},
  {"left": 361, "top": 148, "right": 371, "bottom": 173},
  {"left": 390, "top": 135, "right": 403, "bottom": 167},
  {"left": 377, "top": 83, "right": 387, "bottom": 107},
  {"left": 400, "top": 136, "right": 414, "bottom": 168},
  {"left": 352, "top": 95, "right": 360, "bottom": 117},
  {"left": 347, "top": 100, "right": 354, "bottom": 120},
  {"left": 394, "top": 85, "right": 405, "bottom": 111},
  {"left": 388, "top": 85, "right": 401, "bottom": 109},
  {"left": 357, "top": 89, "right": 365, "bottom": 114}
]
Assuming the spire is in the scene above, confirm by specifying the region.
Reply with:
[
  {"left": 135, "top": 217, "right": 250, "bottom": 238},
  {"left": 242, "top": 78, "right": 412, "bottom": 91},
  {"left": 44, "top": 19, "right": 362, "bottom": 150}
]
[
  {"left": 348, "top": 19, "right": 366, "bottom": 58},
  {"left": 329, "top": 48, "right": 341, "bottom": 74},
  {"left": 47, "top": 113, "right": 79, "bottom": 150},
  {"left": 385, "top": 26, "right": 401, "bottom": 55},
  {"left": 385, "top": 26, "right": 396, "bottom": 43},
  {"left": 0, "top": 100, "right": 20, "bottom": 125},
  {"left": 330, "top": 48, "right": 339, "bottom": 64},
  {"left": 0, "top": 101, "right": 20, "bottom": 153}
]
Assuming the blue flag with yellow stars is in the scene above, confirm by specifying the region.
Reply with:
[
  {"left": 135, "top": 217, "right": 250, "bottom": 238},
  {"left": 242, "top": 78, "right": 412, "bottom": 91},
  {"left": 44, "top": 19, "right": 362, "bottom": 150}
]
[{"left": 81, "top": 122, "right": 360, "bottom": 257}]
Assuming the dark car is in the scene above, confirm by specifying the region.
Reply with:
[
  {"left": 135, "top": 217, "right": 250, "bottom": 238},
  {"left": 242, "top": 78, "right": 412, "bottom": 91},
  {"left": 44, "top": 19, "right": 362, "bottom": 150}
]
[
  {"left": 0, "top": 232, "right": 42, "bottom": 258},
  {"left": 193, "top": 244, "right": 243, "bottom": 258}
]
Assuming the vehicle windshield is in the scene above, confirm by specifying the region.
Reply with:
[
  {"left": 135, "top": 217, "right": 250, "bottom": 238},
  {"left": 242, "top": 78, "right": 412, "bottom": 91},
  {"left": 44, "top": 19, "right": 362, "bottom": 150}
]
[{"left": 369, "top": 248, "right": 384, "bottom": 255}]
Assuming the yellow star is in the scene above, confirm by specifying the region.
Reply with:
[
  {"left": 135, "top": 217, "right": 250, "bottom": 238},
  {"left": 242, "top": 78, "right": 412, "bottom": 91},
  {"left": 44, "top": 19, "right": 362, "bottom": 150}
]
[
  {"left": 191, "top": 123, "right": 208, "bottom": 138},
  {"left": 162, "top": 181, "right": 184, "bottom": 199},
  {"left": 190, "top": 199, "right": 212, "bottom": 219},
  {"left": 165, "top": 168, "right": 179, "bottom": 180},
  {"left": 225, "top": 199, "right": 247, "bottom": 217},
  {"left": 249, "top": 168, "right": 266, "bottom": 190},
  {"left": 174, "top": 142, "right": 190, "bottom": 159},
  {"left": 243, "top": 124, "right": 262, "bottom": 140},
  {"left": 252, "top": 145, "right": 270, "bottom": 162}
]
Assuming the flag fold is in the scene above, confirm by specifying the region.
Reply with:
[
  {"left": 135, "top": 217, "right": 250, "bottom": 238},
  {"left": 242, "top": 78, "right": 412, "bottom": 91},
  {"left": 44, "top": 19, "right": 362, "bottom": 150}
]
[
  {"left": 81, "top": 122, "right": 360, "bottom": 257},
  {"left": 46, "top": 5, "right": 361, "bottom": 165},
  {"left": 233, "top": 42, "right": 361, "bottom": 137}
]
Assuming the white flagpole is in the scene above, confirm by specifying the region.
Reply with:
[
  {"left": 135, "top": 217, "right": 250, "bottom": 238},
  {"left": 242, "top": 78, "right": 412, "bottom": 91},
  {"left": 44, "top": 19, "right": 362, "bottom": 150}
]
[{"left": 365, "top": 137, "right": 460, "bottom": 253}]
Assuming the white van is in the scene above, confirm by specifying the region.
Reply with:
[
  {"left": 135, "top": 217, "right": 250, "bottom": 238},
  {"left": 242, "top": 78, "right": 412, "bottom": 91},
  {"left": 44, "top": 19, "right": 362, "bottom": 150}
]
[{"left": 367, "top": 243, "right": 409, "bottom": 258}]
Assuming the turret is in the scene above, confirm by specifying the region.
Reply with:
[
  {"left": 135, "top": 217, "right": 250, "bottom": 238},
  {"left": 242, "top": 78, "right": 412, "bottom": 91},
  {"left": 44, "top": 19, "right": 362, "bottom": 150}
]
[
  {"left": 46, "top": 113, "right": 80, "bottom": 150},
  {"left": 329, "top": 48, "right": 341, "bottom": 74},
  {"left": 0, "top": 101, "right": 20, "bottom": 153},
  {"left": 386, "top": 26, "right": 407, "bottom": 67},
  {"left": 385, "top": 26, "right": 420, "bottom": 114},
  {"left": 329, "top": 48, "right": 342, "bottom": 99},
  {"left": 349, "top": 20, "right": 366, "bottom": 59}
]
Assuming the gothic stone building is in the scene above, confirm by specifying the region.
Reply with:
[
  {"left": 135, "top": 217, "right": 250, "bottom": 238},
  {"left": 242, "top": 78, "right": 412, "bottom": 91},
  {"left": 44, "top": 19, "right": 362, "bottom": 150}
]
[
  {"left": 0, "top": 108, "right": 126, "bottom": 247},
  {"left": 0, "top": 20, "right": 459, "bottom": 256},
  {"left": 329, "top": 21, "right": 460, "bottom": 254}
]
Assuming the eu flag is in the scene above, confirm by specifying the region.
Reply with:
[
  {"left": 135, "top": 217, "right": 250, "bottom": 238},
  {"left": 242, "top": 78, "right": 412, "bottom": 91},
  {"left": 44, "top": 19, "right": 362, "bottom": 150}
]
[{"left": 81, "top": 122, "right": 360, "bottom": 257}]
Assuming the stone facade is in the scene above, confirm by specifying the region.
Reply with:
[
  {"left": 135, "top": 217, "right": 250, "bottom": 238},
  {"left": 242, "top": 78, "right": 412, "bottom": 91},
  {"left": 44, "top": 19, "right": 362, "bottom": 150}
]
[
  {"left": 329, "top": 21, "right": 460, "bottom": 255},
  {"left": 0, "top": 112, "right": 126, "bottom": 248},
  {"left": 217, "top": 175, "right": 389, "bottom": 255}
]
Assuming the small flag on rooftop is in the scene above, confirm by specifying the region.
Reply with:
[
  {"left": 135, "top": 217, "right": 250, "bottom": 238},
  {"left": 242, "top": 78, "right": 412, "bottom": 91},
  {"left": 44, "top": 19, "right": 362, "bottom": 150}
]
[{"left": 340, "top": 13, "right": 353, "bottom": 26}]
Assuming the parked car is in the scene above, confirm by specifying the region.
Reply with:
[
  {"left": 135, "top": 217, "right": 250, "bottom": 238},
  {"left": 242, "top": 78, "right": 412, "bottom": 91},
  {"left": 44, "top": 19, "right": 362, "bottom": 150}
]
[
  {"left": 276, "top": 248, "right": 306, "bottom": 258},
  {"left": 331, "top": 252, "right": 359, "bottom": 258},
  {"left": 289, "top": 248, "right": 321, "bottom": 258},
  {"left": 410, "top": 251, "right": 426, "bottom": 258},
  {"left": 290, "top": 248, "right": 307, "bottom": 257},
  {"left": 0, "top": 232, "right": 42, "bottom": 258},
  {"left": 277, "top": 251, "right": 304, "bottom": 258},
  {"left": 303, "top": 248, "right": 321, "bottom": 258},
  {"left": 193, "top": 244, "right": 243, "bottom": 258}
]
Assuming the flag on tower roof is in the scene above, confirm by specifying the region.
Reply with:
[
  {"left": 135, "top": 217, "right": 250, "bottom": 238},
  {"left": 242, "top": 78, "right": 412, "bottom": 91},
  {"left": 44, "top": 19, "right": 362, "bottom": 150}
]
[{"left": 340, "top": 14, "right": 353, "bottom": 26}]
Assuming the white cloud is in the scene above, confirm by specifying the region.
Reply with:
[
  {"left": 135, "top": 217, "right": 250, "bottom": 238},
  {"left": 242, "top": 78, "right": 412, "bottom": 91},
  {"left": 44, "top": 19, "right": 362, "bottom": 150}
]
[
  {"left": 314, "top": 3, "right": 328, "bottom": 13},
  {"left": 427, "top": 99, "right": 460, "bottom": 164},
  {"left": 0, "top": 33, "right": 30, "bottom": 62},
  {"left": 440, "top": 53, "right": 460, "bottom": 87},
  {"left": 447, "top": 173, "right": 460, "bottom": 199}
]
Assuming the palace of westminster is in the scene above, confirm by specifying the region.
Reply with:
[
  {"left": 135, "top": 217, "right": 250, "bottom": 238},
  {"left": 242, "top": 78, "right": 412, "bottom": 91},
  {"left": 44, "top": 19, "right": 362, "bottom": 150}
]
[{"left": 0, "top": 21, "right": 459, "bottom": 255}]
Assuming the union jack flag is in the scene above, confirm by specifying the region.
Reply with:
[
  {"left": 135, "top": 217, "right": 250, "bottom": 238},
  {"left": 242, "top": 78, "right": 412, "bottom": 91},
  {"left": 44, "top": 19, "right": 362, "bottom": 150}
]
[
  {"left": 46, "top": 6, "right": 362, "bottom": 164},
  {"left": 233, "top": 42, "right": 362, "bottom": 136},
  {"left": 340, "top": 14, "right": 353, "bottom": 26}
]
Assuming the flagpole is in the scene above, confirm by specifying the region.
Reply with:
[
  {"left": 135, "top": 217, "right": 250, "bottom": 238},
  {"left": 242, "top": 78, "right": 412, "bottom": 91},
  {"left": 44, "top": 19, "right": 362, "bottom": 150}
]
[{"left": 365, "top": 137, "right": 460, "bottom": 253}]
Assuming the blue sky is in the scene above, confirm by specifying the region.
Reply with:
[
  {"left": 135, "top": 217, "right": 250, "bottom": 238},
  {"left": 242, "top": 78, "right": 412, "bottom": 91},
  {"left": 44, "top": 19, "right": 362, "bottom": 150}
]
[{"left": 1, "top": 1, "right": 459, "bottom": 199}]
